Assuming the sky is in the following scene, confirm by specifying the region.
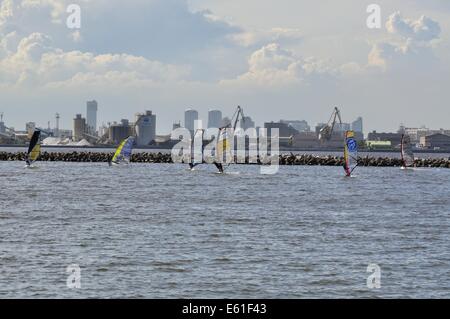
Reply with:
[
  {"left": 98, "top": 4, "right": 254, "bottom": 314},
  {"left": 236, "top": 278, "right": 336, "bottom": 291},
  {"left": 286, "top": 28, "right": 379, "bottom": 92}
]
[{"left": 1, "top": 0, "right": 449, "bottom": 134}]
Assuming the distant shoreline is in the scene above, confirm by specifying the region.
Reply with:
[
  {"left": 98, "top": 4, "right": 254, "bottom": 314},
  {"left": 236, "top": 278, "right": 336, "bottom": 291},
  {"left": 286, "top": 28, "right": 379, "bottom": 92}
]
[{"left": 1, "top": 144, "right": 449, "bottom": 155}]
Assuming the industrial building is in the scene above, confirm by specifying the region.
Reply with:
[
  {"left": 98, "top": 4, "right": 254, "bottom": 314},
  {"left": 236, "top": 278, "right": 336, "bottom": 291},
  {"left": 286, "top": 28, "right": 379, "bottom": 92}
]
[
  {"left": 264, "top": 121, "right": 299, "bottom": 137},
  {"left": 135, "top": 111, "right": 157, "bottom": 146},
  {"left": 281, "top": 120, "right": 310, "bottom": 132},
  {"left": 291, "top": 132, "right": 320, "bottom": 148},
  {"left": 420, "top": 133, "right": 450, "bottom": 150},
  {"left": 73, "top": 114, "right": 87, "bottom": 142},
  {"left": 367, "top": 131, "right": 403, "bottom": 147},
  {"left": 109, "top": 119, "right": 133, "bottom": 144}
]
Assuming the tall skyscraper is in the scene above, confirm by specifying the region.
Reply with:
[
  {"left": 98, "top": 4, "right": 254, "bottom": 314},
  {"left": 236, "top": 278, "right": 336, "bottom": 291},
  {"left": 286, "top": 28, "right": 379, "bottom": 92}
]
[
  {"left": 184, "top": 109, "right": 198, "bottom": 133},
  {"left": 208, "top": 110, "right": 222, "bottom": 128},
  {"left": 352, "top": 117, "right": 363, "bottom": 133},
  {"left": 86, "top": 100, "right": 98, "bottom": 135}
]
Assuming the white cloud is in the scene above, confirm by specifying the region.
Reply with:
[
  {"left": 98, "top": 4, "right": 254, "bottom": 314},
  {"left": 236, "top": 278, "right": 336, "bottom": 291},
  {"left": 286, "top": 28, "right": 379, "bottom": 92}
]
[
  {"left": 0, "top": 0, "right": 240, "bottom": 62},
  {"left": 0, "top": 32, "right": 190, "bottom": 88},
  {"left": 230, "top": 27, "right": 303, "bottom": 47},
  {"left": 221, "top": 43, "right": 336, "bottom": 86},
  {"left": 368, "top": 12, "right": 442, "bottom": 71},
  {"left": 386, "top": 12, "right": 441, "bottom": 42}
]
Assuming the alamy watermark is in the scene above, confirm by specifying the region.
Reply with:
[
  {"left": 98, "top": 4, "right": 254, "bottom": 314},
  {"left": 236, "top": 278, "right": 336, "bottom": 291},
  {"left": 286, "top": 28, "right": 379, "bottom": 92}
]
[
  {"left": 66, "top": 4, "right": 81, "bottom": 29},
  {"left": 66, "top": 264, "right": 81, "bottom": 289},
  {"left": 171, "top": 120, "right": 280, "bottom": 175},
  {"left": 366, "top": 4, "right": 381, "bottom": 29},
  {"left": 367, "top": 263, "right": 381, "bottom": 289}
]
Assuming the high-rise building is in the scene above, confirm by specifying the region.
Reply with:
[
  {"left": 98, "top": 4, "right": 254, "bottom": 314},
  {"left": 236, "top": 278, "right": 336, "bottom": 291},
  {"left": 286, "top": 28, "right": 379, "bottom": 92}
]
[
  {"left": 135, "top": 111, "right": 157, "bottom": 146},
  {"left": 184, "top": 109, "right": 198, "bottom": 133},
  {"left": 352, "top": 117, "right": 363, "bottom": 133},
  {"left": 86, "top": 100, "right": 98, "bottom": 135},
  {"left": 208, "top": 110, "right": 222, "bottom": 129},
  {"left": 73, "top": 114, "right": 86, "bottom": 141}
]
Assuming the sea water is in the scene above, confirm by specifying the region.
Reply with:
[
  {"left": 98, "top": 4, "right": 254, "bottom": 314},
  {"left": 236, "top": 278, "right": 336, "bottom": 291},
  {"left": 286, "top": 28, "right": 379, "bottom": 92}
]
[{"left": 0, "top": 162, "right": 449, "bottom": 298}]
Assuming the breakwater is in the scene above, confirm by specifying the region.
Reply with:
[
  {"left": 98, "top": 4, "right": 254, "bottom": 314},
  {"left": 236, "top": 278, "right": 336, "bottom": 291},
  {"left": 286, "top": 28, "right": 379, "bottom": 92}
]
[{"left": 1, "top": 152, "right": 450, "bottom": 168}]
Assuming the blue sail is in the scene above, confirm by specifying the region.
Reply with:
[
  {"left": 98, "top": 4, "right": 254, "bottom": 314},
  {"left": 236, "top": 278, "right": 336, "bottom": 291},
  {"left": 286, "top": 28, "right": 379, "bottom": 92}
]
[
  {"left": 111, "top": 137, "right": 135, "bottom": 164},
  {"left": 121, "top": 137, "right": 134, "bottom": 160}
]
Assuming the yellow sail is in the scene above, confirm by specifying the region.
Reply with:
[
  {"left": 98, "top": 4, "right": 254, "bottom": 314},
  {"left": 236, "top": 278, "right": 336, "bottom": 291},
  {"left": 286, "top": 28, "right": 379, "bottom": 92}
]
[
  {"left": 216, "top": 129, "right": 232, "bottom": 164},
  {"left": 29, "top": 144, "right": 41, "bottom": 162},
  {"left": 112, "top": 139, "right": 126, "bottom": 163},
  {"left": 110, "top": 137, "right": 135, "bottom": 164},
  {"left": 26, "top": 130, "right": 41, "bottom": 165}
]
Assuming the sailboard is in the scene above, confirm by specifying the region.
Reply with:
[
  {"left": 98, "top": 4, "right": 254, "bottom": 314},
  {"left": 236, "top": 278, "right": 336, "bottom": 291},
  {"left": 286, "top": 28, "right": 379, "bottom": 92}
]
[
  {"left": 400, "top": 134, "right": 415, "bottom": 169},
  {"left": 344, "top": 130, "right": 358, "bottom": 177},
  {"left": 25, "top": 130, "right": 41, "bottom": 167},
  {"left": 109, "top": 136, "right": 134, "bottom": 166}
]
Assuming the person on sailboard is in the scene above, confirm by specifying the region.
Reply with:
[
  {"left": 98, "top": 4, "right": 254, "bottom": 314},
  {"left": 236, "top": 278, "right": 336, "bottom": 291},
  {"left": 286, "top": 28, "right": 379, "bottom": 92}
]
[
  {"left": 189, "top": 162, "right": 202, "bottom": 170},
  {"left": 214, "top": 162, "right": 224, "bottom": 174}
]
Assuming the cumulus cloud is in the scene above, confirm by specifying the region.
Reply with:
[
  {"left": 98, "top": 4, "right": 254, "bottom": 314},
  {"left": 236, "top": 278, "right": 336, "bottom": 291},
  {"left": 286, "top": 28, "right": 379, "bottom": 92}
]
[
  {"left": 367, "top": 12, "right": 441, "bottom": 71},
  {"left": 0, "top": 0, "right": 240, "bottom": 87},
  {"left": 386, "top": 12, "right": 441, "bottom": 42},
  {"left": 222, "top": 43, "right": 336, "bottom": 86},
  {"left": 0, "top": 32, "right": 190, "bottom": 87},
  {"left": 0, "top": 0, "right": 240, "bottom": 61},
  {"left": 230, "top": 27, "right": 303, "bottom": 47}
]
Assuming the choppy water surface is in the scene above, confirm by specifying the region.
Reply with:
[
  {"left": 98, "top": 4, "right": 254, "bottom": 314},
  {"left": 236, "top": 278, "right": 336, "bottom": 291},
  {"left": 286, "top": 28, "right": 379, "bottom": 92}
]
[{"left": 0, "top": 162, "right": 449, "bottom": 298}]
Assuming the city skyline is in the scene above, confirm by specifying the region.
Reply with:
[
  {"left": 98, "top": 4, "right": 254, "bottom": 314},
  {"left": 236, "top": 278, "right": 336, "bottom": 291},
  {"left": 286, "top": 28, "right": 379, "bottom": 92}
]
[
  {"left": 1, "top": 1, "right": 449, "bottom": 133},
  {"left": 2, "top": 102, "right": 449, "bottom": 137}
]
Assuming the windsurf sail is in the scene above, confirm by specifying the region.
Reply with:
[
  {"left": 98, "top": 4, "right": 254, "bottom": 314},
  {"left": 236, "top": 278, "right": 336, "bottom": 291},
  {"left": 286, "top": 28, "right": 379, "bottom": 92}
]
[
  {"left": 319, "top": 107, "right": 342, "bottom": 141},
  {"left": 401, "top": 134, "right": 415, "bottom": 168},
  {"left": 190, "top": 129, "right": 204, "bottom": 169},
  {"left": 344, "top": 130, "right": 358, "bottom": 176},
  {"left": 216, "top": 128, "right": 232, "bottom": 164},
  {"left": 111, "top": 136, "right": 134, "bottom": 165},
  {"left": 215, "top": 106, "right": 245, "bottom": 168},
  {"left": 26, "top": 130, "right": 41, "bottom": 166}
]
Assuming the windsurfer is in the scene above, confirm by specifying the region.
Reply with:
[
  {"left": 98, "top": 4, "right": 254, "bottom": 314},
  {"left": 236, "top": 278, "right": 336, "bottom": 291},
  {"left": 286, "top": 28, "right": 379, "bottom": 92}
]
[{"left": 214, "top": 162, "right": 224, "bottom": 173}]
